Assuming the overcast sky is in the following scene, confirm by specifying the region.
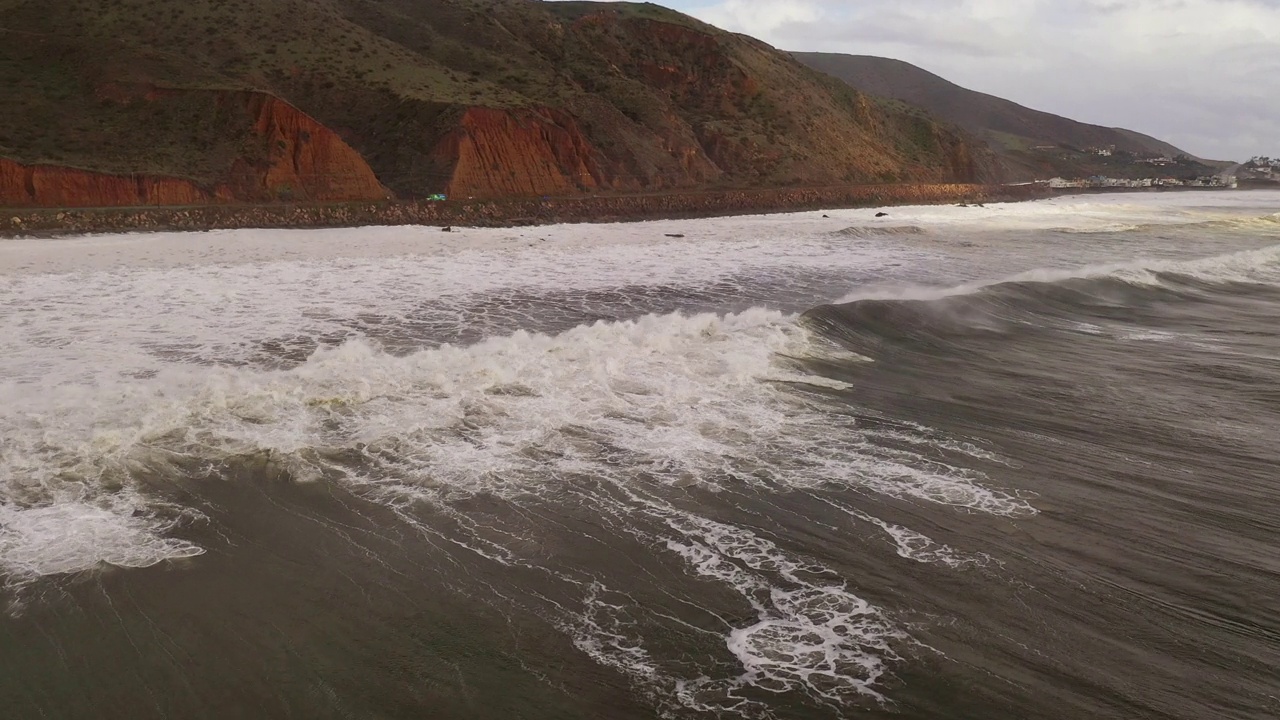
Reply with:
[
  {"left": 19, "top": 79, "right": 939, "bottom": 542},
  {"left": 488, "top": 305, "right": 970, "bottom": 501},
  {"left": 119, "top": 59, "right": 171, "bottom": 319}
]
[{"left": 614, "top": 0, "right": 1280, "bottom": 160}]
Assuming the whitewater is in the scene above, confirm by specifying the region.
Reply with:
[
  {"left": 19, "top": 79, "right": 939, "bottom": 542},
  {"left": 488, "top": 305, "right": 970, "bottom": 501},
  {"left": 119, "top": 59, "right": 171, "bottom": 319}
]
[{"left": 2, "top": 190, "right": 1280, "bottom": 719}]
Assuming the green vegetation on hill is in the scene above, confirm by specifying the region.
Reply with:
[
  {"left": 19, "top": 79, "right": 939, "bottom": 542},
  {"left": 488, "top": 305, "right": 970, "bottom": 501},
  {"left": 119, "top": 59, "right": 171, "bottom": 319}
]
[
  {"left": 0, "top": 0, "right": 998, "bottom": 196},
  {"left": 0, "top": 33, "right": 250, "bottom": 181}
]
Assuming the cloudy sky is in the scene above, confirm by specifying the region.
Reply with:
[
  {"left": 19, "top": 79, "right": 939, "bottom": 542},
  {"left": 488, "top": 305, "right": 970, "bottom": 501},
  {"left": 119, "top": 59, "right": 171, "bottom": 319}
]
[{"left": 633, "top": 0, "right": 1279, "bottom": 160}]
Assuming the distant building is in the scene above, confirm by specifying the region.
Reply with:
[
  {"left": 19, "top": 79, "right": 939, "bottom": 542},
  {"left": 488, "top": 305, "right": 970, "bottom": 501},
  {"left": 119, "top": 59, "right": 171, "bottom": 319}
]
[
  {"left": 1047, "top": 175, "right": 1232, "bottom": 190},
  {"left": 1183, "top": 176, "right": 1236, "bottom": 188},
  {"left": 1049, "top": 177, "right": 1085, "bottom": 188}
]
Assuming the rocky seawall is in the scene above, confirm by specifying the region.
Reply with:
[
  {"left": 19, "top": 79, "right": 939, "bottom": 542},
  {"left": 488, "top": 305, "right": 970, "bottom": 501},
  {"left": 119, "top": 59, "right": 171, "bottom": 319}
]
[{"left": 1, "top": 183, "right": 1049, "bottom": 237}]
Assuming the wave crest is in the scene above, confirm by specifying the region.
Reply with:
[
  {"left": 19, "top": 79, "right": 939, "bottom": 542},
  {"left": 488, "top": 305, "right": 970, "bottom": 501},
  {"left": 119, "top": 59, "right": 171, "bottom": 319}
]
[
  {"left": 835, "top": 243, "right": 1280, "bottom": 307},
  {"left": 809, "top": 243, "right": 1280, "bottom": 360},
  {"left": 3, "top": 308, "right": 1029, "bottom": 585},
  {"left": 831, "top": 225, "right": 927, "bottom": 239}
]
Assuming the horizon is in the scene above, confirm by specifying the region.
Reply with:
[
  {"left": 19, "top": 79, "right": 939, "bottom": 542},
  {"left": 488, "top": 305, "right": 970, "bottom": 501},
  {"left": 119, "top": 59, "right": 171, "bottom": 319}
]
[{"left": 605, "top": 0, "right": 1279, "bottom": 161}]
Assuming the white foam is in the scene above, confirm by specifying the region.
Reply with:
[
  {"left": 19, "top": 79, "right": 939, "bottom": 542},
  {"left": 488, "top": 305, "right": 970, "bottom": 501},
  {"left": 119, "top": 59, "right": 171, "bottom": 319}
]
[
  {"left": 0, "top": 212, "right": 952, "bottom": 586},
  {"left": 0, "top": 498, "right": 204, "bottom": 581},
  {"left": 0, "top": 305, "right": 1024, "bottom": 712},
  {"left": 1119, "top": 329, "right": 1182, "bottom": 342},
  {"left": 1069, "top": 321, "right": 1106, "bottom": 335},
  {"left": 0, "top": 222, "right": 929, "bottom": 388},
  {"left": 822, "top": 499, "right": 993, "bottom": 569},
  {"left": 851, "top": 418, "right": 1013, "bottom": 466},
  {"left": 2, "top": 306, "right": 1029, "bottom": 584},
  {"left": 564, "top": 581, "right": 662, "bottom": 686},
  {"left": 375, "top": 482, "right": 909, "bottom": 715},
  {"left": 4, "top": 308, "right": 1019, "bottom": 497},
  {"left": 1051, "top": 223, "right": 1142, "bottom": 234},
  {"left": 656, "top": 505, "right": 902, "bottom": 709}
]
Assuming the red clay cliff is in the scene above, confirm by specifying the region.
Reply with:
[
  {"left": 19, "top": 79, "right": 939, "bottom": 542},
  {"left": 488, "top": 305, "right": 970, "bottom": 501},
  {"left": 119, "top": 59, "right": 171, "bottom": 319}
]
[
  {"left": 0, "top": 92, "right": 389, "bottom": 208},
  {"left": 434, "top": 107, "right": 604, "bottom": 199}
]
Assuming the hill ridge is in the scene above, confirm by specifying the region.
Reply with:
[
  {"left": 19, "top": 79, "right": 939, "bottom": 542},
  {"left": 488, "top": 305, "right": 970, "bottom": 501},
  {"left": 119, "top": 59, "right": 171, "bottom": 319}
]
[
  {"left": 0, "top": 0, "right": 998, "bottom": 208},
  {"left": 793, "top": 51, "right": 1224, "bottom": 180}
]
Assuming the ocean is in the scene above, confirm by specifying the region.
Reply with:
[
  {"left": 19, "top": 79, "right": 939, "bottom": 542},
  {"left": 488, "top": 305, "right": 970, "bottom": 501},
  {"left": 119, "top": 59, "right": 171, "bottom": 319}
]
[{"left": 2, "top": 190, "right": 1279, "bottom": 719}]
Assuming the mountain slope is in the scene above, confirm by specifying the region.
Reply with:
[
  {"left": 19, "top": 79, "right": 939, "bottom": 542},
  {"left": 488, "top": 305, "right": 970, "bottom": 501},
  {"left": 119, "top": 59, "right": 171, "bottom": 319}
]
[
  {"left": 0, "top": 0, "right": 998, "bottom": 207},
  {"left": 794, "top": 52, "right": 1224, "bottom": 180}
]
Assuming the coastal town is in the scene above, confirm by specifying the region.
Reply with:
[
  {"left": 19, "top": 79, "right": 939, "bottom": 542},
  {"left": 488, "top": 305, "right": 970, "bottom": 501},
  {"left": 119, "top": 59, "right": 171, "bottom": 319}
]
[
  {"left": 1046, "top": 175, "right": 1237, "bottom": 189},
  {"left": 1037, "top": 145, "right": 1248, "bottom": 190}
]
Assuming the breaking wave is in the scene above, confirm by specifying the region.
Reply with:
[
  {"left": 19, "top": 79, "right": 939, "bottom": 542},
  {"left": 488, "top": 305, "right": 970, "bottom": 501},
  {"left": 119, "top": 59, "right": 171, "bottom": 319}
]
[
  {"left": 0, "top": 305, "right": 1026, "bottom": 708},
  {"left": 1049, "top": 211, "right": 1280, "bottom": 236},
  {"left": 8, "top": 192, "right": 1278, "bottom": 717},
  {"left": 832, "top": 242, "right": 1280, "bottom": 306},
  {"left": 832, "top": 225, "right": 928, "bottom": 239},
  {"left": 2, "top": 308, "right": 1026, "bottom": 572},
  {"left": 802, "top": 244, "right": 1280, "bottom": 407}
]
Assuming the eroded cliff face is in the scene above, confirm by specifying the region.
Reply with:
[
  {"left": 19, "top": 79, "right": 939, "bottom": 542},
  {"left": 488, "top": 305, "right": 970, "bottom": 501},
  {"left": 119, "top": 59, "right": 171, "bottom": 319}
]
[
  {"left": 231, "top": 94, "right": 388, "bottom": 202},
  {"left": 0, "top": 158, "right": 223, "bottom": 207},
  {"left": 431, "top": 107, "right": 604, "bottom": 199},
  {"left": 0, "top": 92, "right": 388, "bottom": 208}
]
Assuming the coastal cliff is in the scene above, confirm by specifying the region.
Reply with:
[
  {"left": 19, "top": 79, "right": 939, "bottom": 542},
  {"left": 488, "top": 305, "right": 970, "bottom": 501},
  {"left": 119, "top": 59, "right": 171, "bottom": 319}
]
[
  {"left": 0, "top": 91, "right": 387, "bottom": 208},
  {"left": 0, "top": 158, "right": 225, "bottom": 207},
  {"left": 235, "top": 94, "right": 388, "bottom": 203},
  {"left": 434, "top": 108, "right": 604, "bottom": 199},
  {"left": 0, "top": 0, "right": 1003, "bottom": 211}
]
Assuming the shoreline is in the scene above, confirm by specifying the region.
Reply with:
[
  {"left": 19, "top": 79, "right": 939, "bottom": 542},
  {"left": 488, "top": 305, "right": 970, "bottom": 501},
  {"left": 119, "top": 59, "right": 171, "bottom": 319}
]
[{"left": 0, "top": 183, "right": 1050, "bottom": 238}]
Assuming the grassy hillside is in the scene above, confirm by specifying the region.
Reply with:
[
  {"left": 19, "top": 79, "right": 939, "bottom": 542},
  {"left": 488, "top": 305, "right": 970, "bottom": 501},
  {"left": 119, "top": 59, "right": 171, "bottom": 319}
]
[
  {"left": 0, "top": 0, "right": 999, "bottom": 199},
  {"left": 793, "top": 52, "right": 1227, "bottom": 181}
]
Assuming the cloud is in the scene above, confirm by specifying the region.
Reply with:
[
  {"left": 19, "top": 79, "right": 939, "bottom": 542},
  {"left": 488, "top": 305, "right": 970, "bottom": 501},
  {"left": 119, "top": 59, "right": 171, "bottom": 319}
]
[
  {"left": 655, "top": 0, "right": 1280, "bottom": 159},
  {"left": 695, "top": 0, "right": 822, "bottom": 39}
]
